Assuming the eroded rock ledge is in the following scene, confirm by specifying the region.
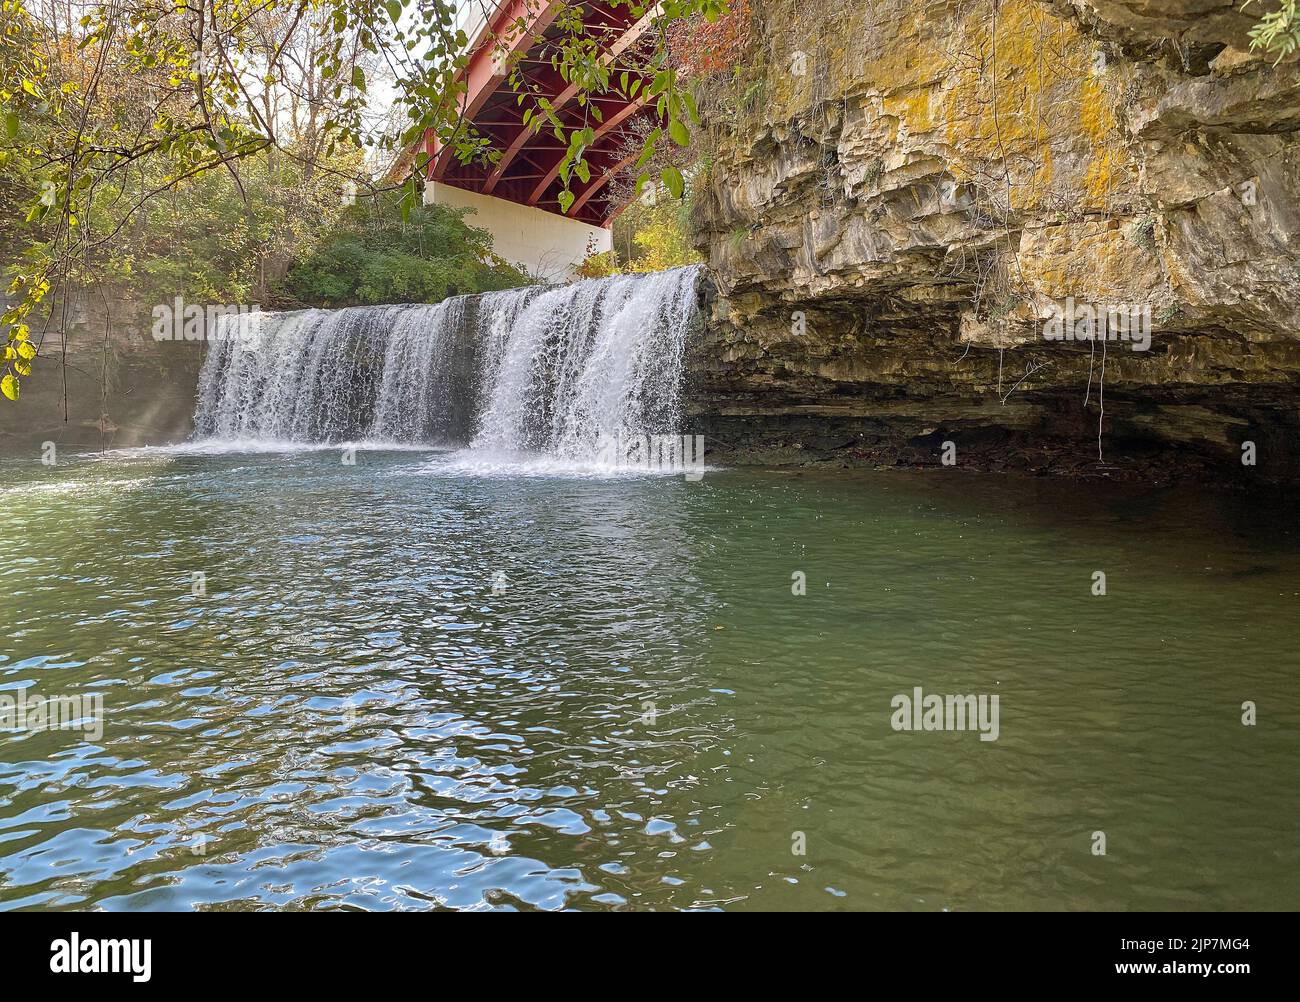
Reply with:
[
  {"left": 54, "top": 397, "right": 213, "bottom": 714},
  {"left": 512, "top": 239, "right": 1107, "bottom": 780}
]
[{"left": 688, "top": 0, "right": 1300, "bottom": 482}]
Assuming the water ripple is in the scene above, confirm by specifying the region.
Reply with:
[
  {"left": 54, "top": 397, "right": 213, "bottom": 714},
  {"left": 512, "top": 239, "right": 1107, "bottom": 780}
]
[{"left": 0, "top": 455, "right": 1297, "bottom": 909}]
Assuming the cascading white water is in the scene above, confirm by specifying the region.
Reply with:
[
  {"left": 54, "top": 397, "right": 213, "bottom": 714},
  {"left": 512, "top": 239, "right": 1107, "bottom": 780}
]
[
  {"left": 192, "top": 266, "right": 701, "bottom": 460},
  {"left": 471, "top": 267, "right": 696, "bottom": 458}
]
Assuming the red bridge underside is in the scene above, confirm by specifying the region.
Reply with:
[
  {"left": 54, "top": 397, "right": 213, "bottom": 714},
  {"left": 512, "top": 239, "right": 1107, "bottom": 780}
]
[{"left": 427, "top": 1, "right": 658, "bottom": 227}]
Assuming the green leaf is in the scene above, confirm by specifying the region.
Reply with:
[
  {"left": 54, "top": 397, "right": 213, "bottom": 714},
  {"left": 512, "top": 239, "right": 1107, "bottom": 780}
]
[
  {"left": 1, "top": 373, "right": 17, "bottom": 401},
  {"left": 661, "top": 166, "right": 685, "bottom": 199},
  {"left": 3, "top": 112, "right": 18, "bottom": 139},
  {"left": 386, "top": 0, "right": 402, "bottom": 23},
  {"left": 683, "top": 91, "right": 700, "bottom": 125},
  {"left": 575, "top": 159, "right": 591, "bottom": 184},
  {"left": 558, "top": 190, "right": 575, "bottom": 214},
  {"left": 669, "top": 117, "right": 690, "bottom": 147},
  {"left": 352, "top": 67, "right": 367, "bottom": 93}
]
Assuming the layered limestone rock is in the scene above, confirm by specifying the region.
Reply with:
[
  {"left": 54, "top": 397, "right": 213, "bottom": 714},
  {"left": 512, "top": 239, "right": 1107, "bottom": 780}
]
[{"left": 690, "top": 0, "right": 1300, "bottom": 480}]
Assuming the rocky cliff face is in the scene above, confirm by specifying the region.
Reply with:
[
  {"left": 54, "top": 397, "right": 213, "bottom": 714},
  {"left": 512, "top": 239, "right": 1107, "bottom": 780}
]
[{"left": 690, "top": 0, "right": 1300, "bottom": 480}]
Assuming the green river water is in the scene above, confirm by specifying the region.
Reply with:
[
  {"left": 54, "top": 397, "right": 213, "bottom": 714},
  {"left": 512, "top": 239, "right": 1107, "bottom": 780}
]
[{"left": 1, "top": 448, "right": 1297, "bottom": 910}]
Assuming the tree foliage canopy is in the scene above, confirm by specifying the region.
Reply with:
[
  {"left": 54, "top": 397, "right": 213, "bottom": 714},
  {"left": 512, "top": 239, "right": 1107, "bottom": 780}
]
[{"left": 281, "top": 194, "right": 527, "bottom": 306}]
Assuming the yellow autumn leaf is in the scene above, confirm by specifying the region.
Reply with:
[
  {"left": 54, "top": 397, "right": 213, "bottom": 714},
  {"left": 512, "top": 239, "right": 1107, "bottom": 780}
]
[{"left": 1, "top": 373, "right": 17, "bottom": 400}]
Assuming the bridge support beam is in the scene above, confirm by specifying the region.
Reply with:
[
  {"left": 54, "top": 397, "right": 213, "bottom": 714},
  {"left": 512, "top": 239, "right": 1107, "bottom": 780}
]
[{"left": 425, "top": 181, "right": 611, "bottom": 283}]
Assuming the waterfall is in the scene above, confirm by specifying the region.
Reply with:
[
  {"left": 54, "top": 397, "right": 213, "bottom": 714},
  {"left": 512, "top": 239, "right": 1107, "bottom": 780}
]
[{"left": 192, "top": 266, "right": 701, "bottom": 460}]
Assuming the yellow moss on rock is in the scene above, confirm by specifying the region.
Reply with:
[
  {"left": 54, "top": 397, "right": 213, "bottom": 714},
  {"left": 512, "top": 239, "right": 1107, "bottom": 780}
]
[
  {"left": 1019, "top": 222, "right": 1163, "bottom": 304},
  {"left": 1079, "top": 77, "right": 1128, "bottom": 204},
  {"left": 755, "top": 0, "right": 1132, "bottom": 215}
]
